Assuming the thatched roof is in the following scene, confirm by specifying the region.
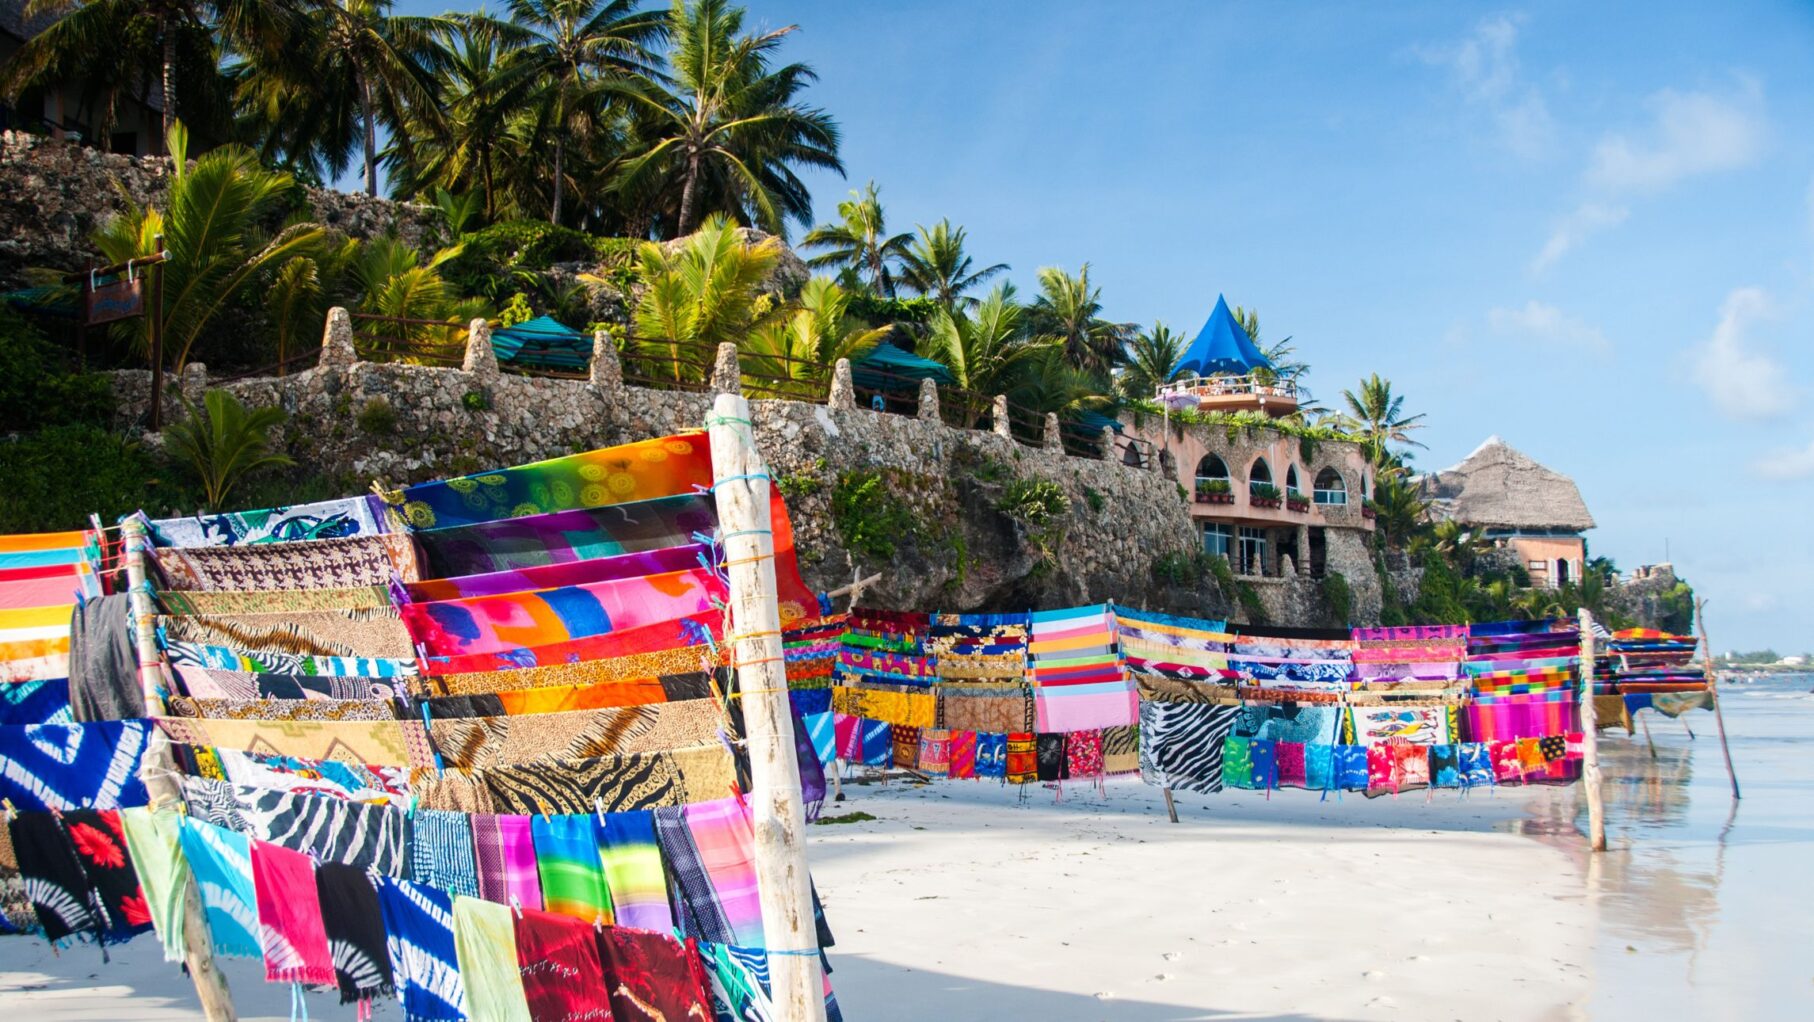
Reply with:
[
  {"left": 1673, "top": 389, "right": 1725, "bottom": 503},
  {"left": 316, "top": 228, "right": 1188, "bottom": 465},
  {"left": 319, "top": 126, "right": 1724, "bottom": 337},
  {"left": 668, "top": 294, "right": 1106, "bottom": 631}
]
[{"left": 1418, "top": 436, "right": 1595, "bottom": 532}]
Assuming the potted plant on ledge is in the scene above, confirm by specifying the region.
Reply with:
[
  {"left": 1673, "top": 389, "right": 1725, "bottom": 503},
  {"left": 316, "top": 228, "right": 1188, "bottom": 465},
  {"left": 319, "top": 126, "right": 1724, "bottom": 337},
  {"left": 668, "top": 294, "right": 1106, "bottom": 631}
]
[
  {"left": 1286, "top": 490, "right": 1311, "bottom": 512},
  {"left": 1361, "top": 497, "right": 1377, "bottom": 520},
  {"left": 1195, "top": 478, "right": 1235, "bottom": 504},
  {"left": 1250, "top": 482, "right": 1283, "bottom": 509}
]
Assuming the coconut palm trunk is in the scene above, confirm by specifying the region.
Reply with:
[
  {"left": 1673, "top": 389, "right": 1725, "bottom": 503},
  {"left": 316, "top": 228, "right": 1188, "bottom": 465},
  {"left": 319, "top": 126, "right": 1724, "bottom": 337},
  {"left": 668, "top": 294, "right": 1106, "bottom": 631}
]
[
  {"left": 360, "top": 73, "right": 379, "bottom": 196},
  {"left": 677, "top": 149, "right": 702, "bottom": 235},
  {"left": 161, "top": 29, "right": 176, "bottom": 141}
]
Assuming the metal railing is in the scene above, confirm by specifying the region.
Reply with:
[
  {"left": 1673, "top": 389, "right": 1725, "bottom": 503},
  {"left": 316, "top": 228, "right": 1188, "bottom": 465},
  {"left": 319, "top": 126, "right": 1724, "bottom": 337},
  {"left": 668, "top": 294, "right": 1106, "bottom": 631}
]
[{"left": 1156, "top": 373, "right": 1301, "bottom": 403}]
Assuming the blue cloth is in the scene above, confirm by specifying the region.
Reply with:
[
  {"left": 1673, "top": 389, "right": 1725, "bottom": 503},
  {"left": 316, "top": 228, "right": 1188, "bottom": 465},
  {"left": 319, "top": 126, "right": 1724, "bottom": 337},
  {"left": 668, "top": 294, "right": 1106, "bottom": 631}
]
[
  {"left": 1429, "top": 745, "right": 1461, "bottom": 787},
  {"left": 1333, "top": 744, "right": 1369, "bottom": 790},
  {"left": 802, "top": 712, "right": 836, "bottom": 767},
  {"left": 408, "top": 810, "right": 478, "bottom": 899},
  {"left": 1459, "top": 743, "right": 1494, "bottom": 788},
  {"left": 377, "top": 877, "right": 468, "bottom": 1022},
  {"left": 859, "top": 720, "right": 892, "bottom": 767},
  {"left": 1249, "top": 739, "right": 1278, "bottom": 790},
  {"left": 975, "top": 732, "right": 1006, "bottom": 779},
  {"left": 1304, "top": 743, "right": 1335, "bottom": 790},
  {"left": 0, "top": 679, "right": 72, "bottom": 726},
  {"left": 177, "top": 818, "right": 261, "bottom": 959},
  {"left": 1177, "top": 294, "right": 1273, "bottom": 376},
  {"left": 789, "top": 688, "right": 833, "bottom": 717},
  {"left": 0, "top": 720, "right": 148, "bottom": 811}
]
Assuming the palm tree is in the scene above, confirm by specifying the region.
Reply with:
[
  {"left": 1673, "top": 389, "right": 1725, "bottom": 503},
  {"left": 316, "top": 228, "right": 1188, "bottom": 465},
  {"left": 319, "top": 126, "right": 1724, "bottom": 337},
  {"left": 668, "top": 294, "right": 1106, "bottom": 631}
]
[
  {"left": 743, "top": 276, "right": 888, "bottom": 396},
  {"left": 1431, "top": 518, "right": 1492, "bottom": 575},
  {"left": 1341, "top": 373, "right": 1427, "bottom": 470},
  {"left": 897, "top": 219, "right": 1007, "bottom": 310},
  {"left": 1228, "top": 303, "right": 1310, "bottom": 383},
  {"left": 1369, "top": 470, "right": 1430, "bottom": 551},
  {"left": 629, "top": 213, "right": 782, "bottom": 382},
  {"left": 1119, "top": 321, "right": 1188, "bottom": 400},
  {"left": 920, "top": 282, "right": 1049, "bottom": 426},
  {"left": 266, "top": 232, "right": 357, "bottom": 374},
  {"left": 1011, "top": 346, "right": 1114, "bottom": 445},
  {"left": 801, "top": 181, "right": 912, "bottom": 295},
  {"left": 504, "top": 0, "right": 666, "bottom": 224},
  {"left": 617, "top": 0, "right": 842, "bottom": 237},
  {"left": 91, "top": 122, "right": 325, "bottom": 371},
  {"left": 1028, "top": 264, "right": 1131, "bottom": 376},
  {"left": 164, "top": 389, "right": 294, "bottom": 509},
  {"left": 2, "top": 0, "right": 280, "bottom": 145},
  {"left": 347, "top": 235, "right": 487, "bottom": 358}
]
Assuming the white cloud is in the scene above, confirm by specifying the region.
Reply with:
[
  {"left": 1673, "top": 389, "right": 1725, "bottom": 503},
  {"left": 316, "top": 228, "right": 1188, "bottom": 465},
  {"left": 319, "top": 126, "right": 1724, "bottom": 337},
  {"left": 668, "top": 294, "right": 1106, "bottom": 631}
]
[
  {"left": 1531, "top": 203, "right": 1629, "bottom": 273},
  {"left": 1691, "top": 287, "right": 1792, "bottom": 420},
  {"left": 1587, "top": 83, "right": 1767, "bottom": 193},
  {"left": 1755, "top": 437, "right": 1814, "bottom": 480},
  {"left": 1486, "top": 300, "right": 1610, "bottom": 350},
  {"left": 1418, "top": 14, "right": 1555, "bottom": 159}
]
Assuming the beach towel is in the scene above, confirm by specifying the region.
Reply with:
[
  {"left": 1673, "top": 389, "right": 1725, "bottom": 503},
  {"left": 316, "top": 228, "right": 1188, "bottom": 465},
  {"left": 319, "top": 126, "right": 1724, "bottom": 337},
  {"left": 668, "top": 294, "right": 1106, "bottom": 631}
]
[
  {"left": 595, "top": 927, "right": 715, "bottom": 1021},
  {"left": 532, "top": 813, "right": 613, "bottom": 924},
  {"left": 250, "top": 839, "right": 334, "bottom": 986},
  {"left": 1005, "top": 732, "right": 1037, "bottom": 784},
  {"left": 600, "top": 809, "right": 674, "bottom": 932},
  {"left": 178, "top": 817, "right": 262, "bottom": 959},
  {"left": 316, "top": 862, "right": 394, "bottom": 1004},
  {"left": 402, "top": 567, "right": 728, "bottom": 658},
  {"left": 1458, "top": 743, "right": 1494, "bottom": 788},
  {"left": 410, "top": 810, "right": 479, "bottom": 899},
  {"left": 684, "top": 796, "right": 765, "bottom": 947},
  {"left": 1066, "top": 729, "right": 1104, "bottom": 780},
  {"left": 1348, "top": 704, "right": 1452, "bottom": 746},
  {"left": 479, "top": 743, "right": 730, "bottom": 816},
  {"left": 404, "top": 542, "right": 708, "bottom": 601},
  {"left": 511, "top": 907, "right": 611, "bottom": 1022},
  {"left": 833, "top": 713, "right": 859, "bottom": 761},
  {"left": 1490, "top": 740, "right": 1525, "bottom": 783},
  {"left": 154, "top": 533, "right": 420, "bottom": 591},
  {"left": 1333, "top": 744, "right": 1368, "bottom": 790},
  {"left": 1136, "top": 701, "right": 1238, "bottom": 794},
  {"left": 471, "top": 814, "right": 543, "bottom": 912},
  {"left": 654, "top": 804, "right": 733, "bottom": 943},
  {"left": 1222, "top": 736, "right": 1254, "bottom": 789},
  {"left": 9, "top": 812, "right": 98, "bottom": 944},
  {"left": 377, "top": 877, "right": 468, "bottom": 1022},
  {"left": 948, "top": 730, "right": 977, "bottom": 779},
  {"left": 147, "top": 497, "right": 387, "bottom": 548},
  {"left": 452, "top": 895, "right": 532, "bottom": 1022},
  {"left": 892, "top": 724, "right": 921, "bottom": 769},
  {"left": 803, "top": 711, "right": 837, "bottom": 768},
  {"left": 119, "top": 807, "right": 187, "bottom": 961},
  {"left": 1429, "top": 745, "right": 1461, "bottom": 787},
  {"left": 859, "top": 720, "right": 891, "bottom": 767},
  {"left": 975, "top": 732, "right": 1006, "bottom": 779},
  {"left": 1275, "top": 741, "right": 1307, "bottom": 787},
  {"left": 1304, "top": 743, "right": 1335, "bottom": 790},
  {"left": 0, "top": 679, "right": 71, "bottom": 726},
  {"left": 0, "top": 719, "right": 149, "bottom": 811}
]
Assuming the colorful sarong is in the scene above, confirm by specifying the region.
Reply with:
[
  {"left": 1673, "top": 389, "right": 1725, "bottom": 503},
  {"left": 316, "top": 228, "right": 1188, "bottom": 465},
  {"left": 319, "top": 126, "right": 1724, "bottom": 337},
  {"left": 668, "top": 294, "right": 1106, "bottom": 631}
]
[
  {"left": 316, "top": 862, "right": 395, "bottom": 1004},
  {"left": 0, "top": 719, "right": 148, "bottom": 811},
  {"left": 119, "top": 807, "right": 187, "bottom": 962},
  {"left": 471, "top": 814, "right": 542, "bottom": 912},
  {"left": 178, "top": 817, "right": 261, "bottom": 959},
  {"left": 251, "top": 839, "right": 335, "bottom": 986},
  {"left": 599, "top": 810, "right": 673, "bottom": 931},
  {"left": 451, "top": 895, "right": 532, "bottom": 1022},
  {"left": 683, "top": 796, "right": 764, "bottom": 947},
  {"left": 377, "top": 877, "right": 467, "bottom": 1021},
  {"left": 511, "top": 907, "right": 611, "bottom": 1022},
  {"left": 531, "top": 814, "right": 613, "bottom": 924}
]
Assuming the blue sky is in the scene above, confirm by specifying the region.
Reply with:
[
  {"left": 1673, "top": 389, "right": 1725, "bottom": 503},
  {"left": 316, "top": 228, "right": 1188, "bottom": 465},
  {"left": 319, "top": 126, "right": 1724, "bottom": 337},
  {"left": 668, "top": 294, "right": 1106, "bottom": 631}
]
[{"left": 393, "top": 1, "right": 1814, "bottom": 650}]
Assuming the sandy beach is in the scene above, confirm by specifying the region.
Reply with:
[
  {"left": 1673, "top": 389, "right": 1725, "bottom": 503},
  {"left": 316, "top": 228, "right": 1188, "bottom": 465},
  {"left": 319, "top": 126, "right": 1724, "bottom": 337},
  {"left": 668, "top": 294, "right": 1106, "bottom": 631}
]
[{"left": 3, "top": 676, "right": 1809, "bottom": 1021}]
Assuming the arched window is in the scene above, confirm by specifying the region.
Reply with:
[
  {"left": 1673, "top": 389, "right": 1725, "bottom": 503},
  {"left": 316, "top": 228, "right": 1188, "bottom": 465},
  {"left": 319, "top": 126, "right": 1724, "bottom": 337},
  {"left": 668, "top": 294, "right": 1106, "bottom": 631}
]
[
  {"left": 1556, "top": 559, "right": 1571, "bottom": 586},
  {"left": 1195, "top": 454, "right": 1229, "bottom": 489},
  {"left": 1122, "top": 442, "right": 1144, "bottom": 467},
  {"left": 1248, "top": 457, "right": 1273, "bottom": 497},
  {"left": 1314, "top": 467, "right": 1348, "bottom": 505},
  {"left": 1285, "top": 465, "right": 1302, "bottom": 496}
]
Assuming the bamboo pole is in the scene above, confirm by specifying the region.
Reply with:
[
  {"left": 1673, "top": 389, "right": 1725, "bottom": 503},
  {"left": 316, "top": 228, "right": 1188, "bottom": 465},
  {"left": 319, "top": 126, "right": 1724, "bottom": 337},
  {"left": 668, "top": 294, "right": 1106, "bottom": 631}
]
[
  {"left": 1577, "top": 608, "right": 1607, "bottom": 852},
  {"left": 1694, "top": 598, "right": 1741, "bottom": 801},
  {"left": 121, "top": 517, "right": 238, "bottom": 1021},
  {"left": 706, "top": 392, "right": 828, "bottom": 1022}
]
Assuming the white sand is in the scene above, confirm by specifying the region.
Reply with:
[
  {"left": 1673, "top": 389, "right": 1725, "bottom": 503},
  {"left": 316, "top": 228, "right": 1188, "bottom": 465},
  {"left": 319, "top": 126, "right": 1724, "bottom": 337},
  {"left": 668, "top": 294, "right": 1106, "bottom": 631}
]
[{"left": 0, "top": 778, "right": 1595, "bottom": 1021}]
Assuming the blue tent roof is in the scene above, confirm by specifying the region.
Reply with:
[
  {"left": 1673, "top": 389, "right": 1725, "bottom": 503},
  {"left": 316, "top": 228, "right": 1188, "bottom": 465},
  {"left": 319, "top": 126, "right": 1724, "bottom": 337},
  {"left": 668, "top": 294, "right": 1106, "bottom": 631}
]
[
  {"left": 491, "top": 316, "right": 590, "bottom": 370},
  {"left": 851, "top": 341, "right": 955, "bottom": 391},
  {"left": 1176, "top": 295, "right": 1272, "bottom": 377}
]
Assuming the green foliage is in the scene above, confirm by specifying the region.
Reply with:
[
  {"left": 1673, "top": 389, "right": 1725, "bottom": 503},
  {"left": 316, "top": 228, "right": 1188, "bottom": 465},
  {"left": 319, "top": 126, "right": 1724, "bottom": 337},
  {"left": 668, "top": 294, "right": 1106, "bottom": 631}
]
[
  {"left": 844, "top": 293, "right": 942, "bottom": 328},
  {"left": 996, "top": 479, "right": 1070, "bottom": 528},
  {"left": 1203, "top": 553, "right": 1267, "bottom": 624},
  {"left": 1657, "top": 582, "right": 1696, "bottom": 635},
  {"left": 356, "top": 398, "right": 398, "bottom": 436},
  {"left": 830, "top": 470, "right": 915, "bottom": 562},
  {"left": 0, "top": 425, "right": 194, "bottom": 533},
  {"left": 897, "top": 219, "right": 1008, "bottom": 309},
  {"left": 0, "top": 308, "right": 114, "bottom": 431},
  {"left": 499, "top": 292, "right": 536, "bottom": 327},
  {"left": 1322, "top": 571, "right": 1354, "bottom": 625},
  {"left": 1081, "top": 486, "right": 1104, "bottom": 513},
  {"left": 775, "top": 471, "right": 824, "bottom": 499},
  {"left": 1249, "top": 482, "right": 1282, "bottom": 501},
  {"left": 801, "top": 181, "right": 914, "bottom": 295},
  {"left": 1195, "top": 478, "right": 1231, "bottom": 496},
  {"left": 1128, "top": 400, "right": 1362, "bottom": 446},
  {"left": 163, "top": 390, "right": 295, "bottom": 510},
  {"left": 442, "top": 220, "right": 625, "bottom": 300},
  {"left": 1152, "top": 549, "right": 1210, "bottom": 587},
  {"left": 462, "top": 390, "right": 490, "bottom": 411},
  {"left": 1409, "top": 550, "right": 1472, "bottom": 625},
  {"left": 630, "top": 216, "right": 783, "bottom": 382}
]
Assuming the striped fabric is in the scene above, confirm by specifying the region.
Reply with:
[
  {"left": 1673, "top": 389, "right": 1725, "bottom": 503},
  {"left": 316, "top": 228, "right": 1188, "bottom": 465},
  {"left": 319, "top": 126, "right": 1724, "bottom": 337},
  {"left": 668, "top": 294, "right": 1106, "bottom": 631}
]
[
  {"left": 530, "top": 814, "right": 612, "bottom": 924},
  {"left": 683, "top": 796, "right": 765, "bottom": 947},
  {"left": 599, "top": 810, "right": 673, "bottom": 931},
  {"left": 377, "top": 877, "right": 468, "bottom": 1022},
  {"left": 1029, "top": 605, "right": 1134, "bottom": 731}
]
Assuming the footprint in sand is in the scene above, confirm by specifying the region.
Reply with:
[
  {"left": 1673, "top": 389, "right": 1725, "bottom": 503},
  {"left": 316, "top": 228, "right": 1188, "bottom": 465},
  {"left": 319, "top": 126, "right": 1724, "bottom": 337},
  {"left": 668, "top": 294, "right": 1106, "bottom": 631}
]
[
  {"left": 1093, "top": 992, "right": 1116, "bottom": 1000},
  {"left": 1161, "top": 952, "right": 1182, "bottom": 961},
  {"left": 1154, "top": 973, "right": 1173, "bottom": 982},
  {"left": 1362, "top": 970, "right": 1388, "bottom": 981}
]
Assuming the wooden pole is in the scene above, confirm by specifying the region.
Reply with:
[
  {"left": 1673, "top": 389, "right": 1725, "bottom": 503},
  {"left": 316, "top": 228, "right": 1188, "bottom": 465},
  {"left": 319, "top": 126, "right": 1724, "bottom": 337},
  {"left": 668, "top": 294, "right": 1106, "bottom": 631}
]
[
  {"left": 122, "top": 517, "right": 238, "bottom": 1021},
  {"left": 1639, "top": 714, "right": 1658, "bottom": 759},
  {"left": 1577, "top": 608, "right": 1607, "bottom": 852},
  {"left": 1162, "top": 786, "right": 1179, "bottom": 824},
  {"left": 706, "top": 393, "right": 827, "bottom": 1022},
  {"left": 1694, "top": 598, "right": 1741, "bottom": 801},
  {"left": 148, "top": 235, "right": 166, "bottom": 431}
]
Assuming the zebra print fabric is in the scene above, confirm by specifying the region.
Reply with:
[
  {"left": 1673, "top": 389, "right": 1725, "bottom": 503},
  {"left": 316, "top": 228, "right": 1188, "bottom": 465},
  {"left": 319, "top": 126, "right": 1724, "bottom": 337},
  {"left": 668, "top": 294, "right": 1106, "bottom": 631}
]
[
  {"left": 1138, "top": 701, "right": 1239, "bottom": 794},
  {"left": 181, "top": 779, "right": 409, "bottom": 876}
]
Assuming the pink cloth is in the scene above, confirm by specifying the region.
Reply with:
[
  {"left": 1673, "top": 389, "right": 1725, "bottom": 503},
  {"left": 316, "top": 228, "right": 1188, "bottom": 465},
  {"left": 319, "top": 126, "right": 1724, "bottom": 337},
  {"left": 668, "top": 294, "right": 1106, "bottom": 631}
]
[
  {"left": 683, "top": 797, "right": 765, "bottom": 947},
  {"left": 250, "top": 839, "right": 334, "bottom": 986}
]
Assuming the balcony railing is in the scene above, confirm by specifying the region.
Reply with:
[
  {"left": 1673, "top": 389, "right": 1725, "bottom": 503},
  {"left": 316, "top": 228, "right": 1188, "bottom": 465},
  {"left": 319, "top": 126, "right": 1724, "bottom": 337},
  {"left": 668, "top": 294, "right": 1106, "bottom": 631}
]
[{"left": 1157, "top": 373, "right": 1301, "bottom": 405}]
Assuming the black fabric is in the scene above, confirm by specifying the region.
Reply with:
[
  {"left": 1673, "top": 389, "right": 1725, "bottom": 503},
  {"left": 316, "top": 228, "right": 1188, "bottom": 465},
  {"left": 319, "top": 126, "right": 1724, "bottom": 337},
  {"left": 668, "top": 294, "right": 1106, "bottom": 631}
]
[
  {"left": 8, "top": 813, "right": 98, "bottom": 944},
  {"left": 62, "top": 809, "right": 150, "bottom": 943},
  {"left": 316, "top": 862, "right": 395, "bottom": 1004},
  {"left": 67, "top": 595, "right": 142, "bottom": 722},
  {"left": 418, "top": 693, "right": 506, "bottom": 719},
  {"left": 659, "top": 671, "right": 718, "bottom": 702},
  {"left": 1036, "top": 733, "right": 1068, "bottom": 782}
]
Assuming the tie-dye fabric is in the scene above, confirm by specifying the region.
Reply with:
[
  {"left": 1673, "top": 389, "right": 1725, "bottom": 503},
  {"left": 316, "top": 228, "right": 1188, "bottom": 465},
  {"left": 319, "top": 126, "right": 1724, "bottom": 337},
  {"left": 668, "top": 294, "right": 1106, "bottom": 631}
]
[
  {"left": 9, "top": 811, "right": 98, "bottom": 944},
  {"left": 1222, "top": 736, "right": 1254, "bottom": 789},
  {"left": 403, "top": 542, "right": 708, "bottom": 601},
  {"left": 599, "top": 809, "right": 673, "bottom": 931},
  {"left": 0, "top": 678, "right": 72, "bottom": 725},
  {"left": 377, "top": 877, "right": 468, "bottom": 1022},
  {"left": 250, "top": 839, "right": 335, "bottom": 986},
  {"left": 511, "top": 907, "right": 612, "bottom": 1022},
  {"left": 0, "top": 719, "right": 149, "bottom": 811},
  {"left": 146, "top": 497, "right": 388, "bottom": 548},
  {"left": 859, "top": 719, "right": 891, "bottom": 767},
  {"left": 531, "top": 814, "right": 613, "bottom": 924},
  {"left": 178, "top": 817, "right": 262, "bottom": 959},
  {"left": 1304, "top": 743, "right": 1335, "bottom": 790},
  {"left": 401, "top": 567, "right": 728, "bottom": 657},
  {"left": 1429, "top": 744, "right": 1461, "bottom": 787},
  {"left": 315, "top": 863, "right": 395, "bottom": 1004},
  {"left": 802, "top": 711, "right": 836, "bottom": 767},
  {"left": 593, "top": 927, "right": 716, "bottom": 1022},
  {"left": 1333, "top": 744, "right": 1369, "bottom": 790}
]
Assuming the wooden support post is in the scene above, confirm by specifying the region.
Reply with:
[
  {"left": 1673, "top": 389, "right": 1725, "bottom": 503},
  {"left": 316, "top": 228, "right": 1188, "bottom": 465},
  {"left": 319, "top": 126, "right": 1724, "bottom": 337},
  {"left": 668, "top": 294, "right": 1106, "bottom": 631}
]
[
  {"left": 148, "top": 234, "right": 166, "bottom": 431},
  {"left": 1639, "top": 714, "right": 1657, "bottom": 759},
  {"left": 706, "top": 393, "right": 828, "bottom": 1022},
  {"left": 1695, "top": 598, "right": 1741, "bottom": 801},
  {"left": 121, "top": 517, "right": 238, "bottom": 1021},
  {"left": 1162, "top": 786, "right": 1179, "bottom": 824},
  {"left": 1577, "top": 608, "right": 1607, "bottom": 852}
]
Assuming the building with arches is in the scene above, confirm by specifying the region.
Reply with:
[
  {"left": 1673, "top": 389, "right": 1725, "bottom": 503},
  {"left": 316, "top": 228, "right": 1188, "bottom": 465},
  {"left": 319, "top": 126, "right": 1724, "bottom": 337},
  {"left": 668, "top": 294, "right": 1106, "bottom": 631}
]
[{"left": 1417, "top": 436, "right": 1595, "bottom": 589}]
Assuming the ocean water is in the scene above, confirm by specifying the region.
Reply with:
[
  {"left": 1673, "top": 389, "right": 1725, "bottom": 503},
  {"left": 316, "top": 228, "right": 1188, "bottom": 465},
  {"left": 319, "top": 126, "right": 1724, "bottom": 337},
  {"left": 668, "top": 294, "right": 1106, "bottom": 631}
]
[{"left": 1526, "top": 673, "right": 1814, "bottom": 1019}]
